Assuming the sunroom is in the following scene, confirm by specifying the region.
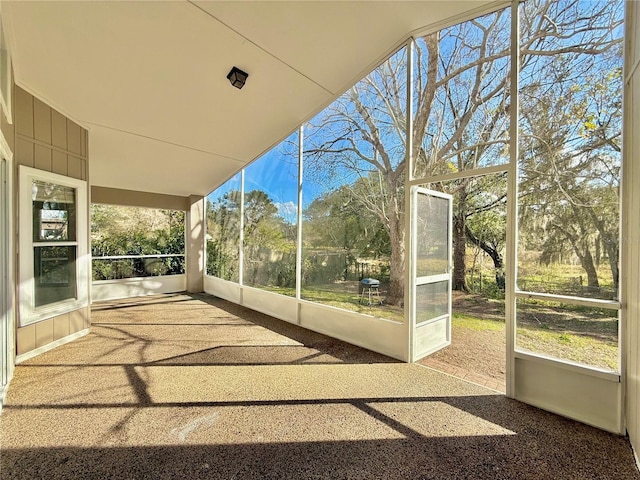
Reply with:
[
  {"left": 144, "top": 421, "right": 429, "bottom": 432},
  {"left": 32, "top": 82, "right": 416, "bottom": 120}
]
[{"left": 0, "top": 0, "right": 639, "bottom": 475}]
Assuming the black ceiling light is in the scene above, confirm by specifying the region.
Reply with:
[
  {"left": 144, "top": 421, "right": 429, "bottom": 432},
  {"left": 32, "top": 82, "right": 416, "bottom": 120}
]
[{"left": 227, "top": 66, "right": 249, "bottom": 89}]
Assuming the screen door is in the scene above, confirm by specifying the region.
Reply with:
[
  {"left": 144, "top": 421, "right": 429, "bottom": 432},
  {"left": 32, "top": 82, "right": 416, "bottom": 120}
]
[{"left": 410, "top": 187, "right": 452, "bottom": 361}]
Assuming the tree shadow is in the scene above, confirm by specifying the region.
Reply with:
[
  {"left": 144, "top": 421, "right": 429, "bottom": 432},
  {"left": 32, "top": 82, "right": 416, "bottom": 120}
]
[{"left": 3, "top": 393, "right": 638, "bottom": 480}]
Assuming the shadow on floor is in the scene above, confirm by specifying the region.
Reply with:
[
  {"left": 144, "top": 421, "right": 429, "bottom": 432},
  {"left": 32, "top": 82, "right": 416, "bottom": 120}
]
[
  {"left": 2, "top": 393, "right": 638, "bottom": 480},
  {"left": 88, "top": 292, "right": 399, "bottom": 366},
  {"left": 2, "top": 293, "right": 638, "bottom": 479}
]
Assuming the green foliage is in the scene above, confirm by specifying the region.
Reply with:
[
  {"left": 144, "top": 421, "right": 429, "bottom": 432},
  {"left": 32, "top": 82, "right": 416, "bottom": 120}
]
[
  {"left": 518, "top": 28, "right": 622, "bottom": 298},
  {"left": 206, "top": 191, "right": 241, "bottom": 281},
  {"left": 91, "top": 206, "right": 185, "bottom": 280},
  {"left": 207, "top": 188, "right": 298, "bottom": 287},
  {"left": 303, "top": 179, "right": 390, "bottom": 257}
]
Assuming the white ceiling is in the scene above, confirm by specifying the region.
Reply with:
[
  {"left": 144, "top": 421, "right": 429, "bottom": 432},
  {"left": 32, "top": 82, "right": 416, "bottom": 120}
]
[{"left": 3, "top": 0, "right": 496, "bottom": 197}]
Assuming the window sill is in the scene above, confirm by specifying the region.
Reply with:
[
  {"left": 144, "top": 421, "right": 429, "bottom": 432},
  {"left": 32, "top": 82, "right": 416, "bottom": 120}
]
[{"left": 19, "top": 298, "right": 88, "bottom": 327}]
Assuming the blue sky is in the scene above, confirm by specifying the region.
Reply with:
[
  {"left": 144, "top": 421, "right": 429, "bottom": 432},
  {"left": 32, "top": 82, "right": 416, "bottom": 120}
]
[{"left": 207, "top": 131, "right": 300, "bottom": 222}]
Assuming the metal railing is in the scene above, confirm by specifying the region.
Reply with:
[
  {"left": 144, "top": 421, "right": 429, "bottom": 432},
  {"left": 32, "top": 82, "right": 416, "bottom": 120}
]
[{"left": 92, "top": 254, "right": 185, "bottom": 281}]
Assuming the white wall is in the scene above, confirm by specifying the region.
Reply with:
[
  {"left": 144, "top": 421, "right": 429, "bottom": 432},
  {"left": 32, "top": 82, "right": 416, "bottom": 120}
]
[
  {"left": 515, "top": 354, "right": 622, "bottom": 433},
  {"left": 624, "top": 0, "right": 640, "bottom": 464},
  {"left": 92, "top": 275, "right": 186, "bottom": 302},
  {"left": 204, "top": 275, "right": 406, "bottom": 361}
]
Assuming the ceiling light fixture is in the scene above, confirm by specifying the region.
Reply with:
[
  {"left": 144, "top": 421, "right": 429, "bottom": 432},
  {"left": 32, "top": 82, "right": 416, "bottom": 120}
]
[{"left": 227, "top": 66, "right": 249, "bottom": 89}]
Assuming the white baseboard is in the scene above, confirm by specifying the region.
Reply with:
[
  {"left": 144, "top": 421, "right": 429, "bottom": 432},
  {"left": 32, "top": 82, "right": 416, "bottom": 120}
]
[{"left": 16, "top": 328, "right": 90, "bottom": 364}]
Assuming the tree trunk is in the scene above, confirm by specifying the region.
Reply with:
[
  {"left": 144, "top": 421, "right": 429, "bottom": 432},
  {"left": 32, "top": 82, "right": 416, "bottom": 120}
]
[
  {"left": 452, "top": 214, "right": 468, "bottom": 291},
  {"left": 606, "top": 242, "right": 619, "bottom": 293},
  {"left": 591, "top": 215, "right": 619, "bottom": 294},
  {"left": 579, "top": 248, "right": 600, "bottom": 290},
  {"left": 555, "top": 222, "right": 601, "bottom": 293},
  {"left": 465, "top": 225, "right": 505, "bottom": 291},
  {"left": 386, "top": 209, "right": 405, "bottom": 306}
]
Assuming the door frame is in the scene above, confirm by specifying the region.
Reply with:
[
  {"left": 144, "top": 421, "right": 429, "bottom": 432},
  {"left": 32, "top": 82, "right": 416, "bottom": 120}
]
[
  {"left": 408, "top": 186, "right": 453, "bottom": 362},
  {"left": 0, "top": 129, "right": 14, "bottom": 408}
]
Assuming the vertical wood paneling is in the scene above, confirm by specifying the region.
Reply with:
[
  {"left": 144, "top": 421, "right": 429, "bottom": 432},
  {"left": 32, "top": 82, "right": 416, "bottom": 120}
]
[
  {"left": 67, "top": 155, "right": 82, "bottom": 180},
  {"left": 67, "top": 121, "right": 81, "bottom": 155},
  {"left": 33, "top": 98, "right": 51, "bottom": 144},
  {"left": 35, "top": 318, "right": 54, "bottom": 348},
  {"left": 14, "top": 87, "right": 33, "bottom": 138},
  {"left": 16, "top": 323, "right": 35, "bottom": 356},
  {"left": 34, "top": 144, "right": 52, "bottom": 171},
  {"left": 53, "top": 314, "right": 70, "bottom": 341},
  {"left": 69, "top": 309, "right": 86, "bottom": 332},
  {"left": 15, "top": 138, "right": 34, "bottom": 167},
  {"left": 52, "top": 150, "right": 67, "bottom": 176},
  {"left": 50, "top": 109, "right": 67, "bottom": 150},
  {"left": 80, "top": 128, "right": 87, "bottom": 157}
]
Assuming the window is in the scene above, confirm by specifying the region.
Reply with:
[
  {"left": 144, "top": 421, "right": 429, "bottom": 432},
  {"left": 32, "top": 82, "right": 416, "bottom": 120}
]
[{"left": 19, "top": 167, "right": 88, "bottom": 325}]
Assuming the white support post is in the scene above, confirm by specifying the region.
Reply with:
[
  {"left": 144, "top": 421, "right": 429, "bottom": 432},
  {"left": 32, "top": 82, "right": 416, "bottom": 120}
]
[
  {"left": 239, "top": 169, "right": 245, "bottom": 288},
  {"left": 505, "top": 0, "right": 520, "bottom": 398},
  {"left": 296, "top": 125, "right": 304, "bottom": 304},
  {"left": 405, "top": 38, "right": 415, "bottom": 362},
  {"left": 186, "top": 194, "right": 205, "bottom": 293}
]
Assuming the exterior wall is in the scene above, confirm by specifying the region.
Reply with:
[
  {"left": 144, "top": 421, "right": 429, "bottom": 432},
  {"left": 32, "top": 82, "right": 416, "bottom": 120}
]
[
  {"left": 624, "top": 0, "right": 640, "bottom": 464},
  {"left": 14, "top": 86, "right": 90, "bottom": 359}
]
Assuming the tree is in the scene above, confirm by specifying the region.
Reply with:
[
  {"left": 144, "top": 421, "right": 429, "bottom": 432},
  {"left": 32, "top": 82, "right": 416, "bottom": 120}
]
[
  {"left": 243, "top": 189, "right": 296, "bottom": 287},
  {"left": 304, "top": 179, "right": 390, "bottom": 256},
  {"left": 90, "top": 205, "right": 185, "bottom": 280},
  {"left": 207, "top": 188, "right": 297, "bottom": 287},
  {"left": 303, "top": 0, "right": 622, "bottom": 304},
  {"left": 518, "top": 10, "right": 622, "bottom": 297},
  {"left": 206, "top": 190, "right": 241, "bottom": 281}
]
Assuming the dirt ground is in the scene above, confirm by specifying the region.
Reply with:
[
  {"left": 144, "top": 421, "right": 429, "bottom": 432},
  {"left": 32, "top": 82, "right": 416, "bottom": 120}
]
[{"left": 419, "top": 291, "right": 506, "bottom": 391}]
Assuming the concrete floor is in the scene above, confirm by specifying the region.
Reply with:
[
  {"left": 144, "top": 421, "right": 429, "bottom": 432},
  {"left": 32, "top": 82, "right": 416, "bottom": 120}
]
[{"left": 1, "top": 293, "right": 638, "bottom": 479}]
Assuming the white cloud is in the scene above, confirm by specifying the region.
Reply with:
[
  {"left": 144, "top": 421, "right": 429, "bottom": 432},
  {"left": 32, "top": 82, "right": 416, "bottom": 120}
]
[{"left": 275, "top": 201, "right": 297, "bottom": 220}]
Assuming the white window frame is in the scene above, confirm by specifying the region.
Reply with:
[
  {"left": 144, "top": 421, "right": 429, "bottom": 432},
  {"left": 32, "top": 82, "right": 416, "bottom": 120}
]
[{"left": 19, "top": 166, "right": 88, "bottom": 325}]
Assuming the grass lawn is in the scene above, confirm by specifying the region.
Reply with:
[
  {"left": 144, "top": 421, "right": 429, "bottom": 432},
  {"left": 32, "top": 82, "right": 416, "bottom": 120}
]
[
  {"left": 251, "top": 283, "right": 619, "bottom": 372},
  {"left": 452, "top": 312, "right": 503, "bottom": 331},
  {"left": 516, "top": 326, "right": 618, "bottom": 371},
  {"left": 256, "top": 282, "right": 405, "bottom": 321},
  {"left": 300, "top": 284, "right": 404, "bottom": 322},
  {"left": 518, "top": 261, "right": 617, "bottom": 300}
]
